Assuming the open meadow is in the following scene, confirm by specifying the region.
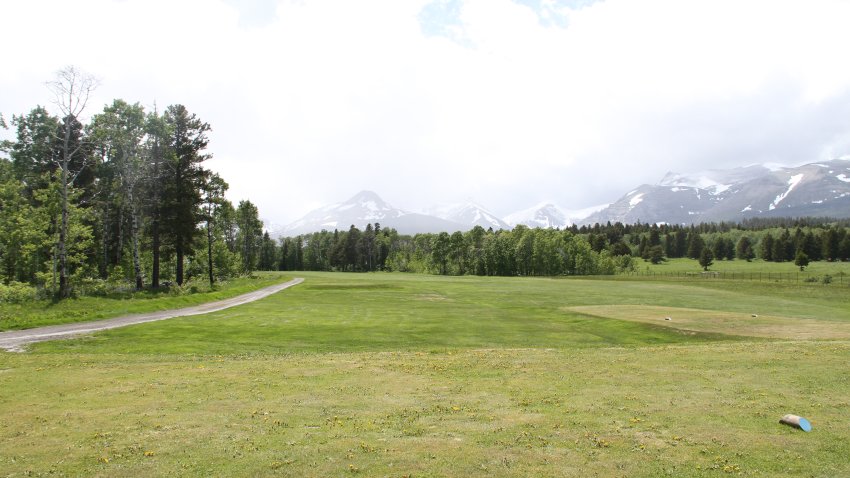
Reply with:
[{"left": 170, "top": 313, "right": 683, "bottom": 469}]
[
  {"left": 1, "top": 271, "right": 849, "bottom": 477},
  {"left": 627, "top": 258, "right": 850, "bottom": 283}
]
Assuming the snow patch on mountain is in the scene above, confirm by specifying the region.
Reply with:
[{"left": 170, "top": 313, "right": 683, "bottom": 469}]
[
  {"left": 658, "top": 166, "right": 767, "bottom": 196},
  {"left": 505, "top": 202, "right": 570, "bottom": 229},
  {"left": 837, "top": 174, "right": 850, "bottom": 183},
  {"left": 628, "top": 193, "right": 644, "bottom": 208},
  {"left": 278, "top": 190, "right": 467, "bottom": 237},
  {"left": 764, "top": 162, "right": 788, "bottom": 172},
  {"left": 769, "top": 173, "right": 804, "bottom": 210},
  {"left": 426, "top": 200, "right": 509, "bottom": 230}
]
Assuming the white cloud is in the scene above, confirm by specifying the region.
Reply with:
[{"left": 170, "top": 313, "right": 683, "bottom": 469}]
[{"left": 2, "top": 0, "right": 850, "bottom": 224}]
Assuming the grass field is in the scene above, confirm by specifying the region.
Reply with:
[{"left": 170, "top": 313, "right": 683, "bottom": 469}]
[
  {"left": 633, "top": 257, "right": 850, "bottom": 277},
  {"left": 1, "top": 271, "right": 849, "bottom": 477}
]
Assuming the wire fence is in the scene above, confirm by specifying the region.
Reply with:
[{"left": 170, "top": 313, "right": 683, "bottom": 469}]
[{"left": 620, "top": 270, "right": 846, "bottom": 284}]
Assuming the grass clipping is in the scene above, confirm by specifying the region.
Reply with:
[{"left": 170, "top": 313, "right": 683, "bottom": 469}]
[{"left": 566, "top": 305, "right": 850, "bottom": 340}]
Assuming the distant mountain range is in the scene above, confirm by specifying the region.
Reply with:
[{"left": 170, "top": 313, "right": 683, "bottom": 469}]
[
  {"left": 276, "top": 190, "right": 463, "bottom": 237},
  {"left": 423, "top": 201, "right": 510, "bottom": 230},
  {"left": 582, "top": 158, "right": 850, "bottom": 225},
  {"left": 272, "top": 159, "right": 850, "bottom": 237}
]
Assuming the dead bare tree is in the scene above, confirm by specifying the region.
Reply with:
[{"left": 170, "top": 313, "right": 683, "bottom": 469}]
[{"left": 47, "top": 66, "right": 99, "bottom": 298}]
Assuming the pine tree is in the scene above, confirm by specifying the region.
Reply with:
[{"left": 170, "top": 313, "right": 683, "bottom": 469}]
[
  {"left": 235, "top": 200, "right": 263, "bottom": 274},
  {"left": 686, "top": 231, "right": 704, "bottom": 259},
  {"left": 200, "top": 173, "right": 228, "bottom": 286},
  {"left": 698, "top": 248, "right": 714, "bottom": 271},
  {"left": 759, "top": 233, "right": 774, "bottom": 261},
  {"left": 794, "top": 249, "right": 809, "bottom": 271},
  {"left": 736, "top": 236, "right": 755, "bottom": 261},
  {"left": 161, "top": 104, "right": 211, "bottom": 285}
]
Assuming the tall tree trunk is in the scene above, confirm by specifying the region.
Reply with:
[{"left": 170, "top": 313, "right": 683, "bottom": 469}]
[
  {"left": 176, "top": 243, "right": 184, "bottom": 286},
  {"left": 151, "top": 218, "right": 160, "bottom": 288},
  {"left": 128, "top": 192, "right": 143, "bottom": 291},
  {"left": 58, "top": 165, "right": 69, "bottom": 299},
  {"left": 207, "top": 218, "right": 214, "bottom": 288},
  {"left": 101, "top": 203, "right": 110, "bottom": 278},
  {"left": 116, "top": 203, "right": 123, "bottom": 264}
]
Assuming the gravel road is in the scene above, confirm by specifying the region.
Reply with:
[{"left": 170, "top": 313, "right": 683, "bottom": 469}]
[{"left": 0, "top": 278, "right": 304, "bottom": 352}]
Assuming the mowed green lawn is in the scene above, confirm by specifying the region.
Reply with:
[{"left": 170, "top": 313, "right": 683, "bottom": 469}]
[{"left": 1, "top": 272, "right": 849, "bottom": 477}]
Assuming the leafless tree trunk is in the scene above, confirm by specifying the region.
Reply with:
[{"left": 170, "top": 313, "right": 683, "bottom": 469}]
[{"left": 47, "top": 66, "right": 98, "bottom": 299}]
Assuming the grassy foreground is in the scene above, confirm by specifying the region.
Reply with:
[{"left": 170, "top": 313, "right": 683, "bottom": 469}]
[{"left": 1, "top": 272, "right": 849, "bottom": 477}]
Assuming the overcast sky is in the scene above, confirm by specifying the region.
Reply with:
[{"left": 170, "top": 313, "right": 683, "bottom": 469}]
[{"left": 3, "top": 0, "right": 850, "bottom": 225}]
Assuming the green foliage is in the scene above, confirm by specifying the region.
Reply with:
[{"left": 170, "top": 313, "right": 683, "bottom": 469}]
[
  {"left": 794, "top": 249, "right": 810, "bottom": 271},
  {"left": 609, "top": 240, "right": 632, "bottom": 257},
  {"left": 300, "top": 225, "right": 617, "bottom": 277},
  {"left": 0, "top": 93, "right": 255, "bottom": 297},
  {"left": 0, "top": 281, "right": 37, "bottom": 303},
  {"left": 611, "top": 253, "right": 635, "bottom": 273},
  {"left": 686, "top": 230, "right": 705, "bottom": 259},
  {"left": 647, "top": 244, "right": 665, "bottom": 264},
  {"left": 698, "top": 248, "right": 714, "bottom": 271},
  {"left": 736, "top": 235, "right": 755, "bottom": 261},
  {"left": 235, "top": 200, "right": 263, "bottom": 274}
]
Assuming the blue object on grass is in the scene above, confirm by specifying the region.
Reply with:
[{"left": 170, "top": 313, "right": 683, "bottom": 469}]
[{"left": 780, "top": 414, "right": 812, "bottom": 432}]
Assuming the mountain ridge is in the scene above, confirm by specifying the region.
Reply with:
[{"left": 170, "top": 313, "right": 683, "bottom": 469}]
[
  {"left": 582, "top": 159, "right": 850, "bottom": 225},
  {"left": 273, "top": 159, "right": 850, "bottom": 237}
]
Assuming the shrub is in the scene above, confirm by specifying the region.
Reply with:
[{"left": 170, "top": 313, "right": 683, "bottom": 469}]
[
  {"left": 0, "top": 281, "right": 37, "bottom": 303},
  {"left": 76, "top": 277, "right": 110, "bottom": 297}
]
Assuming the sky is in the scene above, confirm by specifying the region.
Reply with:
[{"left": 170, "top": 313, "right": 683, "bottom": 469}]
[{"left": 2, "top": 0, "right": 850, "bottom": 226}]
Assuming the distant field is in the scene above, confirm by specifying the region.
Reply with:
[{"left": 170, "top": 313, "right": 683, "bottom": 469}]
[
  {"left": 1, "top": 271, "right": 849, "bottom": 477},
  {"left": 632, "top": 257, "right": 850, "bottom": 277}
]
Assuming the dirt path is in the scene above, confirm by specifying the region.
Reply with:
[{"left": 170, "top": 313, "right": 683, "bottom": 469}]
[{"left": 0, "top": 278, "right": 304, "bottom": 352}]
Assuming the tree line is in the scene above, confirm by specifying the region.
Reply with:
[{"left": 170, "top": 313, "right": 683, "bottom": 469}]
[
  {"left": 270, "top": 224, "right": 630, "bottom": 276},
  {"left": 580, "top": 221, "right": 850, "bottom": 265},
  {"left": 264, "top": 219, "right": 849, "bottom": 277},
  {"left": 0, "top": 67, "right": 268, "bottom": 299}
]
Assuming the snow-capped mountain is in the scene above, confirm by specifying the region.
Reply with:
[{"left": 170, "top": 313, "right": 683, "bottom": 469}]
[
  {"left": 505, "top": 203, "right": 570, "bottom": 229},
  {"left": 657, "top": 165, "right": 768, "bottom": 195},
  {"left": 274, "top": 160, "right": 850, "bottom": 236},
  {"left": 581, "top": 159, "right": 850, "bottom": 225},
  {"left": 504, "top": 202, "right": 610, "bottom": 228},
  {"left": 277, "top": 190, "right": 466, "bottom": 237},
  {"left": 426, "top": 200, "right": 510, "bottom": 230}
]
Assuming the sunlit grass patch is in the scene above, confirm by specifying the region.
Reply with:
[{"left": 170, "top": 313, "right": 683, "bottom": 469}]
[{"left": 567, "top": 305, "right": 850, "bottom": 339}]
